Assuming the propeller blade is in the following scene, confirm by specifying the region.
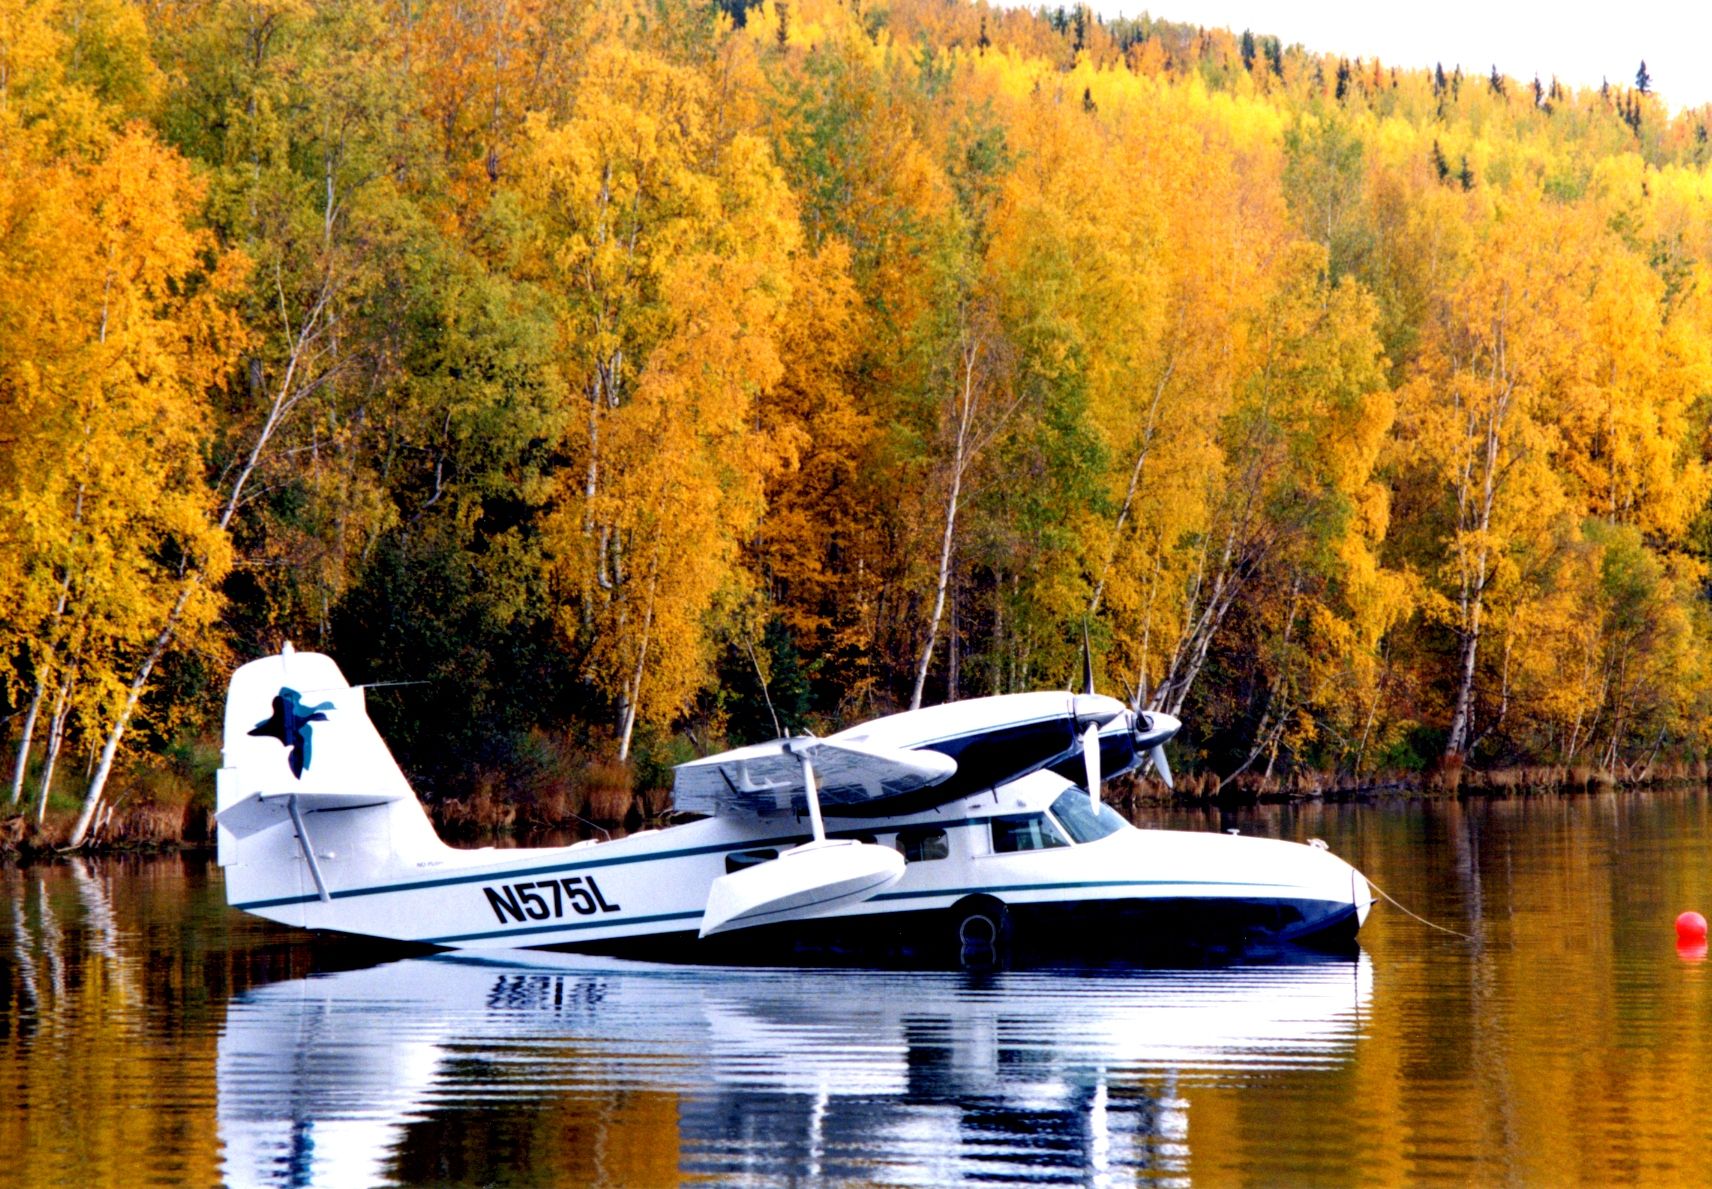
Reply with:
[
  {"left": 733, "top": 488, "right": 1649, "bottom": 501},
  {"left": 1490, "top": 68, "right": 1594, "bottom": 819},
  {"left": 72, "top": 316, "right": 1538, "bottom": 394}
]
[
  {"left": 1080, "top": 621, "right": 1095, "bottom": 697},
  {"left": 1150, "top": 743, "right": 1174, "bottom": 790},
  {"left": 1083, "top": 721, "right": 1102, "bottom": 810}
]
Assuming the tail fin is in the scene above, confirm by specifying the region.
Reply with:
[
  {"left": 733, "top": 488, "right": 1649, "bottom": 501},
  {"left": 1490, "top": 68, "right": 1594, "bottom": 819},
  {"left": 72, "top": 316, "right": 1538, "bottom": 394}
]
[{"left": 217, "top": 646, "right": 446, "bottom": 916}]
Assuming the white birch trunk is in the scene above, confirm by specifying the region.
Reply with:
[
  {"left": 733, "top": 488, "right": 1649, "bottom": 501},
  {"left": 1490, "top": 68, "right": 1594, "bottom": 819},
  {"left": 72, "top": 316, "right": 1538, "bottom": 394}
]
[
  {"left": 8, "top": 682, "right": 42, "bottom": 807},
  {"left": 1443, "top": 312, "right": 1513, "bottom": 760},
  {"left": 35, "top": 679, "right": 72, "bottom": 828},
  {"left": 911, "top": 330, "right": 986, "bottom": 711},
  {"left": 910, "top": 462, "right": 963, "bottom": 711},
  {"left": 616, "top": 567, "right": 659, "bottom": 763}
]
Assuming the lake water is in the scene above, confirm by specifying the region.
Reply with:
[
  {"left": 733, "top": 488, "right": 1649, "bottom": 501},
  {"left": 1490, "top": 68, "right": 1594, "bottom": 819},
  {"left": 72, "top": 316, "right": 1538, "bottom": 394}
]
[{"left": 4, "top": 790, "right": 1711, "bottom": 1186}]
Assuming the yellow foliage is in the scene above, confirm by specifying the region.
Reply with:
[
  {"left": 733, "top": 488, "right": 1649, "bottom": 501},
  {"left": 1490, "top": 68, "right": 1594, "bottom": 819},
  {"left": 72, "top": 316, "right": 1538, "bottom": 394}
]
[
  {"left": 515, "top": 41, "right": 800, "bottom": 751},
  {"left": 0, "top": 114, "right": 243, "bottom": 737}
]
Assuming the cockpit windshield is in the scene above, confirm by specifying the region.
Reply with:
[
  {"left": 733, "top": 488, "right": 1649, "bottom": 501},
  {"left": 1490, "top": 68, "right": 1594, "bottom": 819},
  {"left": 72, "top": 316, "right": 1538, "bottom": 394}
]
[{"left": 1048, "top": 789, "right": 1128, "bottom": 844}]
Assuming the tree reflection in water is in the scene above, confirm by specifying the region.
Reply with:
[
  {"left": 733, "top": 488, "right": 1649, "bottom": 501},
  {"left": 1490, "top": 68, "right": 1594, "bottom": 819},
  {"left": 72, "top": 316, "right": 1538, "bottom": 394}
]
[{"left": 20, "top": 791, "right": 1709, "bottom": 1184}]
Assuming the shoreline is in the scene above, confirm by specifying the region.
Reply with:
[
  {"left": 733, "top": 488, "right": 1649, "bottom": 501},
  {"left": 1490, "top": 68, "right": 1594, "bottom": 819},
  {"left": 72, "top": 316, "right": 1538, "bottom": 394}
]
[{"left": 5, "top": 761, "right": 1708, "bottom": 860}]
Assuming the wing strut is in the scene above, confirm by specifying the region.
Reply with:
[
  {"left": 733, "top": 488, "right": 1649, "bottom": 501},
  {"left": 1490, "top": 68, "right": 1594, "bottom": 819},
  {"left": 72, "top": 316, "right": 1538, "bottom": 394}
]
[
  {"left": 789, "top": 740, "right": 827, "bottom": 842},
  {"left": 285, "top": 794, "right": 332, "bottom": 902}
]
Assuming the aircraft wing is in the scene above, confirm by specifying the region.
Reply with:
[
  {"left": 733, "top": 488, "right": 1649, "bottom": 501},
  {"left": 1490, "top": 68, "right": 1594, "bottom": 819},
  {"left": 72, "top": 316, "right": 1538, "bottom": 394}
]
[{"left": 672, "top": 737, "right": 957, "bottom": 818}]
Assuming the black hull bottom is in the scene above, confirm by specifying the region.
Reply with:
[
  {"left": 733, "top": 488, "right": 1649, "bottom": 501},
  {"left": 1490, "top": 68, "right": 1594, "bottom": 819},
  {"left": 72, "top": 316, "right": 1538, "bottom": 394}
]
[{"left": 559, "top": 896, "right": 1363, "bottom": 969}]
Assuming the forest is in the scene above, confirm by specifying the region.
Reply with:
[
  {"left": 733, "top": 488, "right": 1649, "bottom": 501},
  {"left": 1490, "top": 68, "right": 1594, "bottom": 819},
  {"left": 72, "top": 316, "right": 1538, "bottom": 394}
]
[{"left": 5, "top": 0, "right": 1712, "bottom": 846}]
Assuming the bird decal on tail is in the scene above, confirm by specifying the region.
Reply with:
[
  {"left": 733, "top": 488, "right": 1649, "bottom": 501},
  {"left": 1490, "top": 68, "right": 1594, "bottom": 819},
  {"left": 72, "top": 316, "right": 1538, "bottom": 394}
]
[{"left": 248, "top": 687, "right": 335, "bottom": 778}]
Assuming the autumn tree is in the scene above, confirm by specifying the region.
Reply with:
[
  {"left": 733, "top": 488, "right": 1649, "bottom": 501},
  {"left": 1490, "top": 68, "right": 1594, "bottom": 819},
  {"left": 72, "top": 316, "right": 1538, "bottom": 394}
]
[
  {"left": 1396, "top": 192, "right": 1589, "bottom": 761},
  {"left": 515, "top": 42, "right": 799, "bottom": 759},
  {"left": 0, "top": 110, "right": 240, "bottom": 840}
]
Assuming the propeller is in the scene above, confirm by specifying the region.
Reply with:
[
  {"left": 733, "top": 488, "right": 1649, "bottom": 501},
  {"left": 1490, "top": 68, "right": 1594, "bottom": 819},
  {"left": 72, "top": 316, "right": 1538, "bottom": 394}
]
[
  {"left": 1073, "top": 622, "right": 1180, "bottom": 803},
  {"left": 1077, "top": 623, "right": 1106, "bottom": 811},
  {"left": 1082, "top": 720, "right": 1102, "bottom": 812},
  {"left": 1147, "top": 735, "right": 1174, "bottom": 789},
  {"left": 1125, "top": 666, "right": 1176, "bottom": 790}
]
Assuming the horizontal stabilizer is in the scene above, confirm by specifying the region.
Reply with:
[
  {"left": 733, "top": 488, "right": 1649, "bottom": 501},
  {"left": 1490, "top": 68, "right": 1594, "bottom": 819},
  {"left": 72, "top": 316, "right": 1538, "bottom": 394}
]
[
  {"left": 673, "top": 737, "right": 956, "bottom": 818},
  {"left": 216, "top": 790, "right": 405, "bottom": 839}
]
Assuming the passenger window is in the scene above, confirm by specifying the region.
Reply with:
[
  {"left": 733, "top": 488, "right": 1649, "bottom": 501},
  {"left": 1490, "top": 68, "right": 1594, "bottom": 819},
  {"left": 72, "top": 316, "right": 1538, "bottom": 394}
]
[
  {"left": 896, "top": 827, "right": 949, "bottom": 862},
  {"left": 725, "top": 848, "right": 778, "bottom": 874},
  {"left": 989, "top": 814, "right": 1070, "bottom": 854}
]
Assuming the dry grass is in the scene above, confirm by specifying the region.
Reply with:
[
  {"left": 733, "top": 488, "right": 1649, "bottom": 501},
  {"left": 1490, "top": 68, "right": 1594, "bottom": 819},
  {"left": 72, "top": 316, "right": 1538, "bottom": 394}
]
[
  {"left": 581, "top": 759, "right": 636, "bottom": 824},
  {"left": 430, "top": 735, "right": 645, "bottom": 839},
  {"left": 1142, "top": 751, "right": 1712, "bottom": 806},
  {"left": 100, "top": 803, "right": 192, "bottom": 845}
]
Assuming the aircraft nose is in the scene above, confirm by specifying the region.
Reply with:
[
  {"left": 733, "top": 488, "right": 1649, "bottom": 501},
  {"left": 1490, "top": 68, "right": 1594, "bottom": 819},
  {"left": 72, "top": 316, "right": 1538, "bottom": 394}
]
[{"left": 1136, "top": 710, "right": 1182, "bottom": 745}]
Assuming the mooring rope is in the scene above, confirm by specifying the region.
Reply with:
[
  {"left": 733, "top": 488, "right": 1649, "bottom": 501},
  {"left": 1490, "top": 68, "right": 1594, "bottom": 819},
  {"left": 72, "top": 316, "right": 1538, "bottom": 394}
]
[{"left": 1364, "top": 874, "right": 1477, "bottom": 942}]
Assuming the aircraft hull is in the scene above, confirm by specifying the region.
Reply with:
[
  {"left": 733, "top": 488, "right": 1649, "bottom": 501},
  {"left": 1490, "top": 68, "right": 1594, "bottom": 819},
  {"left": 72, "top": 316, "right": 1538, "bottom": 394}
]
[
  {"left": 225, "top": 785, "right": 1370, "bottom": 964},
  {"left": 571, "top": 895, "right": 1364, "bottom": 966}
]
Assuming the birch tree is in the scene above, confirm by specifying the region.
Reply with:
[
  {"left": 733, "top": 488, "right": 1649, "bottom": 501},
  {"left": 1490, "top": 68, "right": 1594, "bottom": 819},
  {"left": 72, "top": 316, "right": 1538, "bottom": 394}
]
[
  {"left": 516, "top": 43, "right": 798, "bottom": 759},
  {"left": 908, "top": 300, "right": 1018, "bottom": 709}
]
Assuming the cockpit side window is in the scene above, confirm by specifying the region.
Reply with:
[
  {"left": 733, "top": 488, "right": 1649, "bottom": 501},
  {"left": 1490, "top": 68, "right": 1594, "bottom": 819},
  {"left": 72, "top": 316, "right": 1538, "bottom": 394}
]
[
  {"left": 897, "top": 826, "right": 949, "bottom": 862},
  {"left": 1048, "top": 789, "right": 1127, "bottom": 843},
  {"left": 725, "top": 848, "right": 778, "bottom": 873},
  {"left": 989, "top": 813, "right": 1071, "bottom": 853}
]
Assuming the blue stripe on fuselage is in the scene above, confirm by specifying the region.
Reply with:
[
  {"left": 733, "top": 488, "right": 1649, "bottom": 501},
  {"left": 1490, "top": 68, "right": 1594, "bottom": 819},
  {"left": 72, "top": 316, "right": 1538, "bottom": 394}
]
[
  {"left": 229, "top": 816, "right": 993, "bottom": 912},
  {"left": 422, "top": 909, "right": 706, "bottom": 946}
]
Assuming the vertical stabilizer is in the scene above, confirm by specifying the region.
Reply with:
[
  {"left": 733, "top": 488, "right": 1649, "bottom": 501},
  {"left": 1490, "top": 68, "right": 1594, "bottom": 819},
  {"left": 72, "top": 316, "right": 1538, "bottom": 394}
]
[{"left": 217, "top": 648, "right": 446, "bottom": 918}]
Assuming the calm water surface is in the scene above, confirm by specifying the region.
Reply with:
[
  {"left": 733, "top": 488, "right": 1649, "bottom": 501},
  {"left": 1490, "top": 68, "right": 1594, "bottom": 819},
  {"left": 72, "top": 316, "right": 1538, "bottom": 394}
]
[{"left": 4, "top": 790, "right": 1711, "bottom": 1186}]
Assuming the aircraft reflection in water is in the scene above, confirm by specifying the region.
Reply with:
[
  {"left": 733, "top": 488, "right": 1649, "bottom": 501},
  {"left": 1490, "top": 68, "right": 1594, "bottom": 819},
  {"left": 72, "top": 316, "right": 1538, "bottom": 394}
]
[{"left": 218, "top": 951, "right": 1373, "bottom": 1186}]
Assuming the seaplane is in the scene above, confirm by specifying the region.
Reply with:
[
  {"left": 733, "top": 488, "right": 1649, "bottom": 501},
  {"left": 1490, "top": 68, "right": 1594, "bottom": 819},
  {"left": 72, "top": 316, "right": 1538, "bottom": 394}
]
[{"left": 216, "top": 644, "right": 1373, "bottom": 962}]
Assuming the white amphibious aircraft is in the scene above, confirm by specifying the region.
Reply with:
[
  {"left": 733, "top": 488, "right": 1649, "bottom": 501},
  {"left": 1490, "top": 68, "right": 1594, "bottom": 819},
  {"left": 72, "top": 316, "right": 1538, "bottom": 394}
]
[{"left": 217, "top": 645, "right": 1372, "bottom": 961}]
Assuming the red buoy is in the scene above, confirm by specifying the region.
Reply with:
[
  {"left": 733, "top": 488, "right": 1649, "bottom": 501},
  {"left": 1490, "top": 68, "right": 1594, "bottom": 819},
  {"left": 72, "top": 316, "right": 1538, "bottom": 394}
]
[{"left": 1676, "top": 911, "right": 1708, "bottom": 944}]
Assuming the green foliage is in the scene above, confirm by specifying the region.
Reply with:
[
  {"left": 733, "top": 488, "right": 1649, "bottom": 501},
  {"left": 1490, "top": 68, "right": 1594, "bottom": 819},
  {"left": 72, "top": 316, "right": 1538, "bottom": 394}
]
[{"left": 714, "top": 617, "right": 813, "bottom": 745}]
